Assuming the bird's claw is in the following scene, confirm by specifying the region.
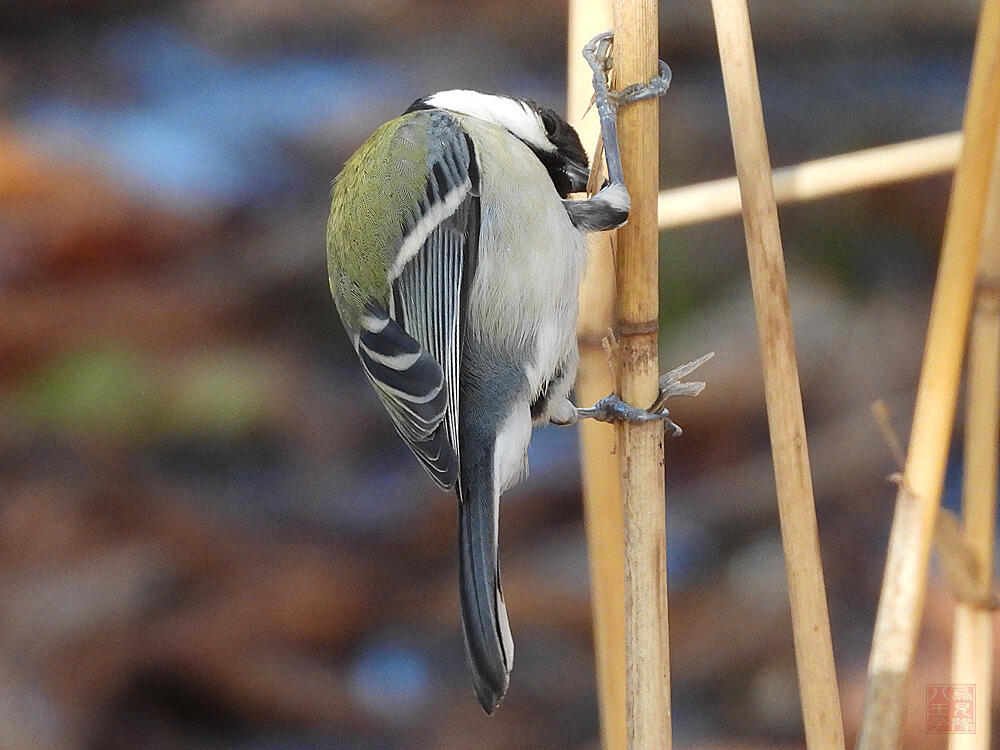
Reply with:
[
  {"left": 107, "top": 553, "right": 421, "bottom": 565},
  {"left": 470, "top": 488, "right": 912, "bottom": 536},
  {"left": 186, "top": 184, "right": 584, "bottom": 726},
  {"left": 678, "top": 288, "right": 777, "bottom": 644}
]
[
  {"left": 649, "top": 352, "right": 715, "bottom": 413},
  {"left": 582, "top": 31, "right": 672, "bottom": 112},
  {"left": 582, "top": 30, "right": 615, "bottom": 77},
  {"left": 619, "top": 61, "right": 673, "bottom": 103}
]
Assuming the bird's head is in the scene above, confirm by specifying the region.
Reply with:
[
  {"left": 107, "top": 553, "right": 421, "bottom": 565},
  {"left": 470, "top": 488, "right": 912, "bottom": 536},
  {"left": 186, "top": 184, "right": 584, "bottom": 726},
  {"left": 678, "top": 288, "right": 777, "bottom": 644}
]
[{"left": 406, "top": 89, "right": 590, "bottom": 198}]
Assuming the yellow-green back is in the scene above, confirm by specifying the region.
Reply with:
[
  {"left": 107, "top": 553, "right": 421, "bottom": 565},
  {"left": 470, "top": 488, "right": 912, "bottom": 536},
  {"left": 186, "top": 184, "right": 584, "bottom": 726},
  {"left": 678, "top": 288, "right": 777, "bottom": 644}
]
[{"left": 327, "top": 110, "right": 433, "bottom": 325}]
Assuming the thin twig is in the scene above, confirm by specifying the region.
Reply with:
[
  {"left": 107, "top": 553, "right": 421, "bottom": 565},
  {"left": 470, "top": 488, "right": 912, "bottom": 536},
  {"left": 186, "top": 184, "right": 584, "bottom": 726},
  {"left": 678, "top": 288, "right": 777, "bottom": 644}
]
[
  {"left": 871, "top": 400, "right": 908, "bottom": 471},
  {"left": 709, "top": 1, "right": 846, "bottom": 748},
  {"left": 948, "top": 118, "right": 1000, "bottom": 750},
  {"left": 858, "top": 0, "right": 1000, "bottom": 745},
  {"left": 610, "top": 0, "right": 672, "bottom": 747},
  {"left": 567, "top": 2, "right": 626, "bottom": 748},
  {"left": 657, "top": 132, "right": 962, "bottom": 229}
]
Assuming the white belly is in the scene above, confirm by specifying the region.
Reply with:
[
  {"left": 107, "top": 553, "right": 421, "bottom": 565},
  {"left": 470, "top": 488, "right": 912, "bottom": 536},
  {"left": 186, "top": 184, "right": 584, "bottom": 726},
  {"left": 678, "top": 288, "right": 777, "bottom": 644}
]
[{"left": 459, "top": 116, "right": 587, "bottom": 403}]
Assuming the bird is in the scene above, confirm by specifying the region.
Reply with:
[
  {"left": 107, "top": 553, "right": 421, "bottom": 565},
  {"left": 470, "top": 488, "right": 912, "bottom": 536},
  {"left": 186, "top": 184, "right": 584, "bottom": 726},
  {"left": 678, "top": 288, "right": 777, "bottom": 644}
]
[{"left": 326, "top": 33, "right": 677, "bottom": 713}]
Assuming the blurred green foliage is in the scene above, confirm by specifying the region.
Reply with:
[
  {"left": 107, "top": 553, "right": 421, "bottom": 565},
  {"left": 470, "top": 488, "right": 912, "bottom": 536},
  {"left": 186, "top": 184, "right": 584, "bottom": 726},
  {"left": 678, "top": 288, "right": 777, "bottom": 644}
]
[{"left": 14, "top": 346, "right": 273, "bottom": 442}]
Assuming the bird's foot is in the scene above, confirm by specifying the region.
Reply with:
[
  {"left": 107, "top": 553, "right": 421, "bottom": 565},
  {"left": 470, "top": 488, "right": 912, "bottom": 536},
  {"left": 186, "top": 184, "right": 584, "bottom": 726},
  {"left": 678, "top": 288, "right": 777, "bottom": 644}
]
[
  {"left": 582, "top": 31, "right": 672, "bottom": 113},
  {"left": 618, "top": 61, "right": 672, "bottom": 103},
  {"left": 575, "top": 352, "right": 715, "bottom": 436},
  {"left": 577, "top": 394, "right": 683, "bottom": 436},
  {"left": 580, "top": 31, "right": 672, "bottom": 196}
]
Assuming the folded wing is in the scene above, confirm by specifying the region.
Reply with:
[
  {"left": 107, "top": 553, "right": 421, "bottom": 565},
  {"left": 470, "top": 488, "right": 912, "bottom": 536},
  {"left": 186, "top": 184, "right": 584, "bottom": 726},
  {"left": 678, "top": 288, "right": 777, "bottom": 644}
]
[{"left": 353, "top": 113, "right": 480, "bottom": 488}]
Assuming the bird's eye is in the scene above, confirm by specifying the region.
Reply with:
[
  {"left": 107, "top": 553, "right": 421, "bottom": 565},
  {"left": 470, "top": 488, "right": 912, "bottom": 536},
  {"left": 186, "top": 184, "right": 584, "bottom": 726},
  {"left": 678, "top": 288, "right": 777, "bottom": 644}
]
[{"left": 540, "top": 111, "right": 558, "bottom": 137}]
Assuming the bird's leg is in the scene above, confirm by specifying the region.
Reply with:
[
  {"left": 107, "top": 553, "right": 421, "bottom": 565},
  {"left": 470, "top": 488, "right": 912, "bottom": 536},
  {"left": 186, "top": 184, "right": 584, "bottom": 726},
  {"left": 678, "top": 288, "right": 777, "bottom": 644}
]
[
  {"left": 582, "top": 30, "right": 671, "bottom": 189},
  {"left": 563, "top": 31, "right": 672, "bottom": 233},
  {"left": 552, "top": 353, "right": 714, "bottom": 437},
  {"left": 560, "top": 34, "right": 699, "bottom": 433}
]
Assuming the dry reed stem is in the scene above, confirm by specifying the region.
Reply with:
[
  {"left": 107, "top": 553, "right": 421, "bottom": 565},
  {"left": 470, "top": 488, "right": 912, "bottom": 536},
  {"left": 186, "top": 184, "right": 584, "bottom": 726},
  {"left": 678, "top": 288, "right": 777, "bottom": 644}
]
[
  {"left": 858, "top": 0, "right": 1000, "bottom": 745},
  {"left": 709, "top": 1, "right": 846, "bottom": 748},
  {"left": 610, "top": 0, "right": 672, "bottom": 747},
  {"left": 657, "top": 132, "right": 962, "bottom": 229},
  {"left": 567, "top": 2, "right": 627, "bottom": 748},
  {"left": 947, "top": 121, "right": 1000, "bottom": 750},
  {"left": 870, "top": 405, "right": 996, "bottom": 610}
]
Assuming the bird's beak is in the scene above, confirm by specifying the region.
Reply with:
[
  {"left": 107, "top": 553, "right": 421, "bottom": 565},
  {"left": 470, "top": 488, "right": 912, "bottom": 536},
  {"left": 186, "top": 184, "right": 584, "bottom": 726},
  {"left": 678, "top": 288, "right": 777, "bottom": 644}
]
[{"left": 563, "top": 162, "right": 591, "bottom": 194}]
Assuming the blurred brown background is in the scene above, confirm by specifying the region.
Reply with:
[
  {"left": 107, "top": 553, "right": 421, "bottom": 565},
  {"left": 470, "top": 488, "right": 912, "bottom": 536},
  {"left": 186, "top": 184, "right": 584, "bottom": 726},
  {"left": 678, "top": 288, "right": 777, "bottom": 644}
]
[{"left": 0, "top": 0, "right": 996, "bottom": 748}]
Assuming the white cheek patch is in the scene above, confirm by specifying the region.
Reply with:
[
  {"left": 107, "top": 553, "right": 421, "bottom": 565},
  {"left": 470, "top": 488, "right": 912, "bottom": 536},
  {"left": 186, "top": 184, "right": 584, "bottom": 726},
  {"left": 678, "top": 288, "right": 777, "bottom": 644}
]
[{"left": 425, "top": 90, "right": 554, "bottom": 154}]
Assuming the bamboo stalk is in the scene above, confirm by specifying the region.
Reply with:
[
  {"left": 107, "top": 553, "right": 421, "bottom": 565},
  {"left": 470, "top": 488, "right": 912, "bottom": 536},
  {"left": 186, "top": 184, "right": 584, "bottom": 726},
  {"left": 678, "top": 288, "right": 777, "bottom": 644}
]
[
  {"left": 947, "top": 123, "right": 1000, "bottom": 750},
  {"left": 567, "top": 2, "right": 627, "bottom": 749},
  {"left": 657, "top": 131, "right": 962, "bottom": 229},
  {"left": 858, "top": 0, "right": 1000, "bottom": 746},
  {"left": 610, "top": 1, "right": 671, "bottom": 747},
  {"left": 708, "top": 2, "right": 846, "bottom": 749}
]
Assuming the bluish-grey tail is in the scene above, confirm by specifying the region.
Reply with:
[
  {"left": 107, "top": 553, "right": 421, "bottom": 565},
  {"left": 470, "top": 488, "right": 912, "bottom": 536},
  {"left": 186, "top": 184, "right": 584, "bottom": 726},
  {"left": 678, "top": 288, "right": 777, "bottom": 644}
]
[{"left": 457, "top": 475, "right": 513, "bottom": 713}]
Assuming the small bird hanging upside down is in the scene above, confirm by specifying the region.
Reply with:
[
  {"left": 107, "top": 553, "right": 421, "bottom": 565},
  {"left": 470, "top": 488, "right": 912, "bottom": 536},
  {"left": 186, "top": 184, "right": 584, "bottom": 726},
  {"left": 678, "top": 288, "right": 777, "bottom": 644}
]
[{"left": 327, "top": 32, "right": 706, "bottom": 713}]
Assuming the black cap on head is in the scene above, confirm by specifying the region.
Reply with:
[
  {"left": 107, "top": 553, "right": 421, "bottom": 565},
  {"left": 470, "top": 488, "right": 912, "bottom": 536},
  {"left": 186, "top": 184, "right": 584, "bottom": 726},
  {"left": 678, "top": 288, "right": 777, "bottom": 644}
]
[{"left": 524, "top": 101, "right": 590, "bottom": 197}]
